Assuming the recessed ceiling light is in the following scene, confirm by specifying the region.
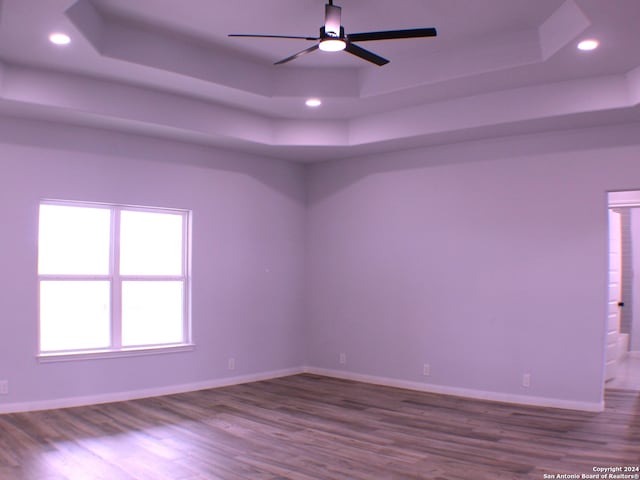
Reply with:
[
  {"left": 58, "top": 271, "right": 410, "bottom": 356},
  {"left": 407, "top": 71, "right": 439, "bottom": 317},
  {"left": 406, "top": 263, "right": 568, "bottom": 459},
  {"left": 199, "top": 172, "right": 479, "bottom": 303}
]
[
  {"left": 577, "top": 39, "right": 599, "bottom": 51},
  {"left": 305, "top": 98, "right": 322, "bottom": 107},
  {"left": 49, "top": 33, "right": 71, "bottom": 45}
]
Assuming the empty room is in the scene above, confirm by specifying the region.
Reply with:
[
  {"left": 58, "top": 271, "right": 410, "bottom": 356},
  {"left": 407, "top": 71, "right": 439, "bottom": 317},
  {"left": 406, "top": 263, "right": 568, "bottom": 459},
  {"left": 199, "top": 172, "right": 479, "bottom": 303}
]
[{"left": 1, "top": 0, "right": 639, "bottom": 478}]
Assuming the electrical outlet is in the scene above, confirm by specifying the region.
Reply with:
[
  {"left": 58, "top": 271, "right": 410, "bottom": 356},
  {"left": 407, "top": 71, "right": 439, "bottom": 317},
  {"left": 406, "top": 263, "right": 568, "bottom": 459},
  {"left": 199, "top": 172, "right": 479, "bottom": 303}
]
[
  {"left": 0, "top": 380, "right": 8, "bottom": 395},
  {"left": 423, "top": 363, "right": 431, "bottom": 376},
  {"left": 339, "top": 353, "right": 347, "bottom": 365},
  {"left": 228, "top": 358, "right": 236, "bottom": 371},
  {"left": 522, "top": 373, "right": 531, "bottom": 388}
]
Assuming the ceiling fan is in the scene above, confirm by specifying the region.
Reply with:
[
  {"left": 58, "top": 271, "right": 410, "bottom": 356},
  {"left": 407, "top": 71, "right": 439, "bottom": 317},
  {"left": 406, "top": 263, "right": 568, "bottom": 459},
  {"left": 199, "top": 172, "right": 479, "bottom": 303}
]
[{"left": 229, "top": 0, "right": 437, "bottom": 66}]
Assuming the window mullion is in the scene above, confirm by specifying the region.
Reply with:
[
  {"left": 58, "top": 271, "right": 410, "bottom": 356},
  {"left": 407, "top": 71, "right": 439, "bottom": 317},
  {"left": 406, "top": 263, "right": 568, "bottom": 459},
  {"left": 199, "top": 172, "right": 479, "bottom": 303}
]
[
  {"left": 111, "top": 207, "right": 122, "bottom": 349},
  {"left": 38, "top": 274, "right": 111, "bottom": 281}
]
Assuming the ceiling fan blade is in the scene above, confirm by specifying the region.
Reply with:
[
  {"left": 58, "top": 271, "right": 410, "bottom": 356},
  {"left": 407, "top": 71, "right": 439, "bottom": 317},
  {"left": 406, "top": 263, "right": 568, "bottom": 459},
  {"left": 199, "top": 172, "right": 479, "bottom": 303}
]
[
  {"left": 344, "top": 43, "right": 389, "bottom": 66},
  {"left": 229, "top": 34, "right": 319, "bottom": 41},
  {"left": 274, "top": 44, "right": 320, "bottom": 65},
  {"left": 347, "top": 27, "right": 437, "bottom": 42}
]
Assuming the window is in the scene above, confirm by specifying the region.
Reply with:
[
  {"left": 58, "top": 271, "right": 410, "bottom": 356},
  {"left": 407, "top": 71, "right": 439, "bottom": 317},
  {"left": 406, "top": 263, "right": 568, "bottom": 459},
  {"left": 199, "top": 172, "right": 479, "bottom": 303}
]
[{"left": 38, "top": 201, "right": 191, "bottom": 359}]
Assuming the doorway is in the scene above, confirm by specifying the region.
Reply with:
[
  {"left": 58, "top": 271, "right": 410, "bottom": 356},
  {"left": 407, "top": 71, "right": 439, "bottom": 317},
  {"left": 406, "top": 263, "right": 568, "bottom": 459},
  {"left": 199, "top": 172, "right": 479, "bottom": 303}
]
[{"left": 607, "top": 191, "right": 640, "bottom": 391}]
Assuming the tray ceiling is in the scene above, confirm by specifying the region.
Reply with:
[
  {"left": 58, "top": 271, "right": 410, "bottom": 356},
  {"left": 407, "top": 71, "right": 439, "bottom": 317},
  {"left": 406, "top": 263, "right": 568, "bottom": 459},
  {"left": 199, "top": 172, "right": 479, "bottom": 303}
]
[{"left": 0, "top": 0, "right": 639, "bottom": 161}]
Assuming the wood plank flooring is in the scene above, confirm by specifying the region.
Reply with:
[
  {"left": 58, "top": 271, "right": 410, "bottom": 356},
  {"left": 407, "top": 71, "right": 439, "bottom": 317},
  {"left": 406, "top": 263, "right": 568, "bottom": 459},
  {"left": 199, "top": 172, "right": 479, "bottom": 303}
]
[{"left": 0, "top": 374, "right": 639, "bottom": 479}]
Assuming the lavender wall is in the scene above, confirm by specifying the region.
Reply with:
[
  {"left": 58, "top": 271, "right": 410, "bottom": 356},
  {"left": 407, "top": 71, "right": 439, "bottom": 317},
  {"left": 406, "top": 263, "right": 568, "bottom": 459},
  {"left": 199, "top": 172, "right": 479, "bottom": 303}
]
[
  {"left": 306, "top": 124, "right": 640, "bottom": 407},
  {"left": 3, "top": 115, "right": 640, "bottom": 411},
  {"left": 0, "top": 118, "right": 306, "bottom": 408}
]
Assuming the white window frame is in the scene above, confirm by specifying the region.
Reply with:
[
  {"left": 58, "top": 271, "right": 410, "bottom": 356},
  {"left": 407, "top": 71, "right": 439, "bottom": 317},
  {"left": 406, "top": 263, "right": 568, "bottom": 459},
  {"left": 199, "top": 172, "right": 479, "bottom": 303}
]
[{"left": 37, "top": 200, "right": 193, "bottom": 362}]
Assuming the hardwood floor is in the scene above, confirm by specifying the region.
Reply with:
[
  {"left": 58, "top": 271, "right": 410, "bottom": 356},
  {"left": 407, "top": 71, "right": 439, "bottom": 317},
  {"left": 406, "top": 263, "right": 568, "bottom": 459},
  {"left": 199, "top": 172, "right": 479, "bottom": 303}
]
[{"left": 0, "top": 374, "right": 639, "bottom": 479}]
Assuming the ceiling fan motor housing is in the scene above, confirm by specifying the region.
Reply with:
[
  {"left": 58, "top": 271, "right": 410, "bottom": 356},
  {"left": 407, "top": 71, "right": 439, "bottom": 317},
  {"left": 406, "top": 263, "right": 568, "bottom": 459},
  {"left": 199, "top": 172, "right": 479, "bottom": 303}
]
[
  {"left": 319, "top": 26, "right": 346, "bottom": 51},
  {"left": 320, "top": 26, "right": 345, "bottom": 41}
]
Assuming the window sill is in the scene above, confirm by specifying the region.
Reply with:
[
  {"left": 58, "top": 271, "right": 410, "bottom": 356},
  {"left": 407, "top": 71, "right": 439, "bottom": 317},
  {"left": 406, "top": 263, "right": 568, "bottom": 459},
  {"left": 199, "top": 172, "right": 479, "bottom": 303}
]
[{"left": 37, "top": 344, "right": 196, "bottom": 363}]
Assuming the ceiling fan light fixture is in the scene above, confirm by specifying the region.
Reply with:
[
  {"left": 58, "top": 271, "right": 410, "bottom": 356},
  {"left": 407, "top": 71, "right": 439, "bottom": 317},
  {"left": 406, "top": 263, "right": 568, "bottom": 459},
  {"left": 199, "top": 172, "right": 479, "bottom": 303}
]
[
  {"left": 319, "top": 39, "right": 346, "bottom": 52},
  {"left": 305, "top": 98, "right": 322, "bottom": 107}
]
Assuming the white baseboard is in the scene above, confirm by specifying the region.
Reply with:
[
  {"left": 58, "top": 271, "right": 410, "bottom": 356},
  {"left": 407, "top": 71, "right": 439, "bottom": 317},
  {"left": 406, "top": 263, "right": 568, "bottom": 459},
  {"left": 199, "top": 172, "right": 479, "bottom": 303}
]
[
  {"left": 0, "top": 367, "right": 305, "bottom": 414},
  {"left": 303, "top": 367, "right": 605, "bottom": 413},
  {"left": 0, "top": 365, "right": 605, "bottom": 414}
]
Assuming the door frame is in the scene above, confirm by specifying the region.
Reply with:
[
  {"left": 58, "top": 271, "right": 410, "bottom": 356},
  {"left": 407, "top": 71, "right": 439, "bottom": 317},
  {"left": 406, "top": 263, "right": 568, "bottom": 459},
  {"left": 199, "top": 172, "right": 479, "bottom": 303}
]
[{"left": 606, "top": 190, "right": 640, "bottom": 386}]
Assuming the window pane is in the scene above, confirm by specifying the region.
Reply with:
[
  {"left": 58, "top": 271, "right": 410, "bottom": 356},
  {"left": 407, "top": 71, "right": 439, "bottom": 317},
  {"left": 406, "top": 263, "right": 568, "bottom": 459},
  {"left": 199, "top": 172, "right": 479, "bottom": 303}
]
[
  {"left": 38, "top": 204, "right": 111, "bottom": 275},
  {"left": 40, "top": 281, "right": 111, "bottom": 351},
  {"left": 121, "top": 281, "right": 184, "bottom": 346},
  {"left": 120, "top": 211, "right": 183, "bottom": 275}
]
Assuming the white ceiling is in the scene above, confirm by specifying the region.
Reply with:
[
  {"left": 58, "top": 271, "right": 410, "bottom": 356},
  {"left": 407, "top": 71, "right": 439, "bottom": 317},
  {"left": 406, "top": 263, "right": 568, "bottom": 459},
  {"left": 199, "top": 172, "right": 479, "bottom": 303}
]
[{"left": 0, "top": 0, "right": 639, "bottom": 161}]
